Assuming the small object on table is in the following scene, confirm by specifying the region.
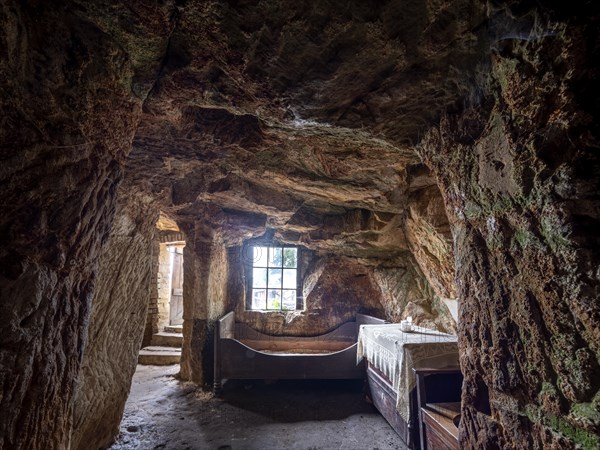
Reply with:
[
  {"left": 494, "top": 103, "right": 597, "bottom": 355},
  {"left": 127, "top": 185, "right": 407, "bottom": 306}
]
[{"left": 400, "top": 317, "right": 413, "bottom": 332}]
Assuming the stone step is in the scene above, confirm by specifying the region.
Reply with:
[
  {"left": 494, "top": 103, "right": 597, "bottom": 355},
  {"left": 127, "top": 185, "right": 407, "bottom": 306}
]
[
  {"left": 164, "top": 325, "right": 183, "bottom": 333},
  {"left": 138, "top": 346, "right": 181, "bottom": 365},
  {"left": 151, "top": 331, "right": 183, "bottom": 347}
]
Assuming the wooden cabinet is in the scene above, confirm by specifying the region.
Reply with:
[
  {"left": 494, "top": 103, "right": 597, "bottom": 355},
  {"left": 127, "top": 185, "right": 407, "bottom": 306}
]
[
  {"left": 413, "top": 367, "right": 462, "bottom": 450},
  {"left": 421, "top": 402, "right": 460, "bottom": 450}
]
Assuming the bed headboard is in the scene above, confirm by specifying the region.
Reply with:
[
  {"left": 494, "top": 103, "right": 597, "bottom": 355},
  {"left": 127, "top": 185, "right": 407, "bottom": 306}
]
[
  {"left": 356, "top": 313, "right": 387, "bottom": 326},
  {"left": 218, "top": 311, "right": 385, "bottom": 340}
]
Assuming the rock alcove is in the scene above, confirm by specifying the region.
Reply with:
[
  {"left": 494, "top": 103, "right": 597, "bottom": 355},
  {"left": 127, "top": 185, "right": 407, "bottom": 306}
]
[{"left": 0, "top": 1, "right": 598, "bottom": 449}]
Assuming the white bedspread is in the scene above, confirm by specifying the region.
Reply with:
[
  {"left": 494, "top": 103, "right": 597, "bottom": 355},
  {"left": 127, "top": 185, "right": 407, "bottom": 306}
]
[{"left": 357, "top": 324, "right": 459, "bottom": 422}]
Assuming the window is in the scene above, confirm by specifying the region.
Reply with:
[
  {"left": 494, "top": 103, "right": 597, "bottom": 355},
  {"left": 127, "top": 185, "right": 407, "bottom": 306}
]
[{"left": 248, "top": 246, "right": 300, "bottom": 310}]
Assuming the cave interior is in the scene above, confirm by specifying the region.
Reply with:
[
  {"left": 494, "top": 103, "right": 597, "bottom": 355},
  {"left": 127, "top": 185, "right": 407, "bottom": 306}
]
[{"left": 0, "top": 1, "right": 599, "bottom": 449}]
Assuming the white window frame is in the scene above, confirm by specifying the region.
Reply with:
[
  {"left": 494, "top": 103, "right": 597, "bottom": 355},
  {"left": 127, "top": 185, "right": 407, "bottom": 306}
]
[{"left": 245, "top": 244, "right": 302, "bottom": 311}]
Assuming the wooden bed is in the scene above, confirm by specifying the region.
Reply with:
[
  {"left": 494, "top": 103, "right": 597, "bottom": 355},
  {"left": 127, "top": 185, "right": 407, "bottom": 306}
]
[{"left": 213, "top": 311, "right": 384, "bottom": 392}]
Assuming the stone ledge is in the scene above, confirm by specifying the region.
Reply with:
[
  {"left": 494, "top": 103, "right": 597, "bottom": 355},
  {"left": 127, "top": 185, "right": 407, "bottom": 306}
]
[
  {"left": 138, "top": 347, "right": 181, "bottom": 365},
  {"left": 151, "top": 331, "right": 183, "bottom": 347}
]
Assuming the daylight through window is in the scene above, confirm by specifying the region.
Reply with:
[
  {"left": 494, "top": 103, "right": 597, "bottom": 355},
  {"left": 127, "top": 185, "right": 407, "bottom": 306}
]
[{"left": 250, "top": 246, "right": 298, "bottom": 310}]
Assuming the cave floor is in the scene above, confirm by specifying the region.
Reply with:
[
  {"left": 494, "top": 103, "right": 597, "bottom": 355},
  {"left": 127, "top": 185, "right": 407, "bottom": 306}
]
[{"left": 110, "top": 364, "right": 407, "bottom": 450}]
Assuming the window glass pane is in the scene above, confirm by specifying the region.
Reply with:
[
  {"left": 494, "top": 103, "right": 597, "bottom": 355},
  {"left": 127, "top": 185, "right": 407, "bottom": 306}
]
[
  {"left": 268, "top": 247, "right": 282, "bottom": 267},
  {"left": 267, "top": 289, "right": 281, "bottom": 309},
  {"left": 254, "top": 246, "right": 268, "bottom": 267},
  {"left": 282, "top": 290, "right": 296, "bottom": 310},
  {"left": 249, "top": 245, "right": 300, "bottom": 311},
  {"left": 252, "top": 268, "right": 267, "bottom": 288},
  {"left": 252, "top": 289, "right": 266, "bottom": 310},
  {"left": 268, "top": 269, "right": 282, "bottom": 288},
  {"left": 282, "top": 269, "right": 296, "bottom": 289},
  {"left": 283, "top": 248, "right": 297, "bottom": 268}
]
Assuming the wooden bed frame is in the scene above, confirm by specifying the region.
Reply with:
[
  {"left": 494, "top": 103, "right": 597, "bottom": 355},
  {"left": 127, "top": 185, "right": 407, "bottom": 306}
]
[{"left": 213, "top": 311, "right": 385, "bottom": 392}]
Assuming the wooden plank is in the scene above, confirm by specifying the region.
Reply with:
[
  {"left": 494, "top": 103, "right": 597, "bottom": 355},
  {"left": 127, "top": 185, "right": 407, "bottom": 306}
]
[
  {"left": 220, "top": 340, "right": 365, "bottom": 380},
  {"left": 413, "top": 367, "right": 462, "bottom": 376},
  {"left": 422, "top": 403, "right": 460, "bottom": 450},
  {"left": 234, "top": 321, "right": 358, "bottom": 342},
  {"left": 356, "top": 313, "right": 387, "bottom": 326},
  {"left": 239, "top": 339, "right": 354, "bottom": 352},
  {"left": 416, "top": 371, "right": 427, "bottom": 450}
]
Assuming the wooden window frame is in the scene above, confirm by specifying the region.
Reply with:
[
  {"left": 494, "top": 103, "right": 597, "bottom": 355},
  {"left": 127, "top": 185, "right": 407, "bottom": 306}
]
[{"left": 244, "top": 243, "right": 303, "bottom": 311}]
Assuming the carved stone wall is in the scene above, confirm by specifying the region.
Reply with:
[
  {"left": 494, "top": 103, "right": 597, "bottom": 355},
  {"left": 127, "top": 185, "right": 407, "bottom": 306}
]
[
  {"left": 234, "top": 252, "right": 389, "bottom": 336},
  {"left": 418, "top": 10, "right": 600, "bottom": 448},
  {"left": 71, "top": 193, "right": 156, "bottom": 450},
  {"left": 179, "top": 222, "right": 231, "bottom": 385},
  {"left": 0, "top": 2, "right": 141, "bottom": 448}
]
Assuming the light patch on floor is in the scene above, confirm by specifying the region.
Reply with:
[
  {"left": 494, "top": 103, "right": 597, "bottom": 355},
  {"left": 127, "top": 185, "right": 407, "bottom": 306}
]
[{"left": 110, "top": 364, "right": 408, "bottom": 450}]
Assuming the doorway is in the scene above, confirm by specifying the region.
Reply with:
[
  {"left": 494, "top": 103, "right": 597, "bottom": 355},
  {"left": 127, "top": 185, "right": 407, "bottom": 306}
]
[
  {"left": 140, "top": 239, "right": 185, "bottom": 363},
  {"left": 168, "top": 246, "right": 184, "bottom": 326},
  {"left": 153, "top": 240, "right": 185, "bottom": 334}
]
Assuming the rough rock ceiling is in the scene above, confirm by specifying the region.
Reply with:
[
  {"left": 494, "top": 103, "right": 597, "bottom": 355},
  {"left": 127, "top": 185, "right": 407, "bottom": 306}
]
[{"left": 81, "top": 0, "right": 492, "bottom": 256}]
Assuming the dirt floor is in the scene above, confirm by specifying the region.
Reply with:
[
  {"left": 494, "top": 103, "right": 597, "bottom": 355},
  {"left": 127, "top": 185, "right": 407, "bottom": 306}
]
[{"left": 109, "top": 364, "right": 408, "bottom": 450}]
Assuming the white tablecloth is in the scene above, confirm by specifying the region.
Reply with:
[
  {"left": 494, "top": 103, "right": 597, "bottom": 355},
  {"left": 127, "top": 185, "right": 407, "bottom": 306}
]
[{"left": 357, "top": 324, "right": 459, "bottom": 422}]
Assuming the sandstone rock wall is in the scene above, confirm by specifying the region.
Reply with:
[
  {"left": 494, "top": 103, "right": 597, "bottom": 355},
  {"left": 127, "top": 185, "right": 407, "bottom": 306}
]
[
  {"left": 419, "top": 9, "right": 600, "bottom": 448},
  {"left": 179, "top": 222, "right": 232, "bottom": 385},
  {"left": 142, "top": 240, "right": 161, "bottom": 347},
  {"left": 179, "top": 229, "right": 209, "bottom": 385},
  {"left": 71, "top": 194, "right": 156, "bottom": 450},
  {"left": 374, "top": 260, "right": 456, "bottom": 335},
  {"left": 0, "top": 2, "right": 141, "bottom": 448},
  {"left": 231, "top": 245, "right": 456, "bottom": 336},
  {"left": 405, "top": 181, "right": 457, "bottom": 300}
]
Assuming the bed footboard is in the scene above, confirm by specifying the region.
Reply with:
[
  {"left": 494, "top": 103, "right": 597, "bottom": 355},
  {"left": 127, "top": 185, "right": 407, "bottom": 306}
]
[{"left": 219, "top": 339, "right": 365, "bottom": 380}]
